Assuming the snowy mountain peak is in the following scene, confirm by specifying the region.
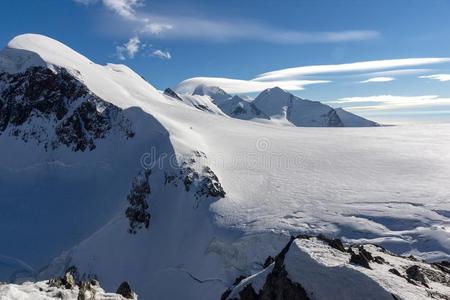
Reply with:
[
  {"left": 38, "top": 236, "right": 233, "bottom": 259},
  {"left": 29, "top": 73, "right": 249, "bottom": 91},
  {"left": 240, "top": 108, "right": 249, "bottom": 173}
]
[
  {"left": 256, "top": 86, "right": 295, "bottom": 103},
  {"left": 1, "top": 34, "right": 93, "bottom": 74},
  {"left": 192, "top": 84, "right": 232, "bottom": 104}
]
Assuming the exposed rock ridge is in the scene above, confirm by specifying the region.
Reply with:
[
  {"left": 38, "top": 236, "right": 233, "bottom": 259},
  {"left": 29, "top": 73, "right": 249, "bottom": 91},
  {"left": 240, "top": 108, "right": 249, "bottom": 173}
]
[{"left": 0, "top": 66, "right": 134, "bottom": 151}]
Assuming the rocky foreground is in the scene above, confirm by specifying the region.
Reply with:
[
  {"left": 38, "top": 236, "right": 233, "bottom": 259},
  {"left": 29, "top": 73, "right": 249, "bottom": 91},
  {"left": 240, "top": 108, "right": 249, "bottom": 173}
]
[
  {"left": 221, "top": 235, "right": 450, "bottom": 300},
  {"left": 2, "top": 235, "right": 449, "bottom": 300},
  {"left": 0, "top": 268, "right": 137, "bottom": 300}
]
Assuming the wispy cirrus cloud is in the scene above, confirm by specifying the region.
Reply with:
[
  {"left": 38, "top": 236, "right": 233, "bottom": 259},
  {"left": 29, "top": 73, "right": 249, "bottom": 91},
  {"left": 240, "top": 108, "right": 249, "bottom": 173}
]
[
  {"left": 360, "top": 77, "right": 395, "bottom": 83},
  {"left": 137, "top": 14, "right": 380, "bottom": 44},
  {"left": 175, "top": 77, "right": 329, "bottom": 94},
  {"left": 176, "top": 57, "right": 450, "bottom": 93},
  {"left": 255, "top": 58, "right": 450, "bottom": 81},
  {"left": 419, "top": 74, "right": 450, "bottom": 82},
  {"left": 332, "top": 95, "right": 450, "bottom": 111},
  {"left": 363, "top": 68, "right": 432, "bottom": 77},
  {"left": 74, "top": 0, "right": 380, "bottom": 44}
]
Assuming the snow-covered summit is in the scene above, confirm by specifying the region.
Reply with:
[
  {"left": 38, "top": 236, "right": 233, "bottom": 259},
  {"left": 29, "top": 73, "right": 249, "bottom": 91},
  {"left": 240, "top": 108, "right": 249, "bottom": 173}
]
[
  {"left": 0, "top": 33, "right": 167, "bottom": 110},
  {"left": 192, "top": 84, "right": 232, "bottom": 105},
  {"left": 0, "top": 33, "right": 94, "bottom": 74},
  {"left": 253, "top": 86, "right": 378, "bottom": 127}
]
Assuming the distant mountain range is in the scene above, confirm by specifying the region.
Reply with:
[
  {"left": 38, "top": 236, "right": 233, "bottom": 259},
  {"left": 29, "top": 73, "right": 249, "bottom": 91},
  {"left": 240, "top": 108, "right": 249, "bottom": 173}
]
[{"left": 169, "top": 83, "right": 379, "bottom": 127}]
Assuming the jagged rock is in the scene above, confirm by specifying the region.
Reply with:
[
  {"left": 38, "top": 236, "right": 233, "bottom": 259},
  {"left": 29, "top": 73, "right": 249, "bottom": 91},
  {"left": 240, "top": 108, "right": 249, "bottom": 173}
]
[
  {"left": 116, "top": 281, "right": 134, "bottom": 299},
  {"left": 433, "top": 261, "right": 450, "bottom": 275},
  {"left": 183, "top": 166, "right": 199, "bottom": 192},
  {"left": 224, "top": 236, "right": 310, "bottom": 300},
  {"left": 125, "top": 169, "right": 151, "bottom": 234},
  {"left": 77, "top": 280, "right": 96, "bottom": 300},
  {"left": 263, "top": 256, "right": 275, "bottom": 268},
  {"left": 163, "top": 88, "right": 183, "bottom": 101},
  {"left": 233, "top": 275, "right": 247, "bottom": 286},
  {"left": 324, "top": 109, "right": 344, "bottom": 127},
  {"left": 405, "top": 265, "right": 429, "bottom": 287},
  {"left": 198, "top": 166, "right": 226, "bottom": 198},
  {"left": 48, "top": 267, "right": 77, "bottom": 289},
  {"left": 223, "top": 236, "right": 450, "bottom": 300},
  {"left": 237, "top": 284, "right": 258, "bottom": 300},
  {"left": 349, "top": 247, "right": 372, "bottom": 269},
  {"left": 389, "top": 268, "right": 402, "bottom": 277},
  {"left": 317, "top": 234, "right": 346, "bottom": 252},
  {"left": 0, "top": 66, "right": 134, "bottom": 150}
]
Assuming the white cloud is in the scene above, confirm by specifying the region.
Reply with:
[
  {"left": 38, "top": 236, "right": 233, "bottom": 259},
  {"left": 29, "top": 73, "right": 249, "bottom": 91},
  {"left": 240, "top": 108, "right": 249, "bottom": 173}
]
[
  {"left": 419, "top": 74, "right": 450, "bottom": 82},
  {"left": 116, "top": 36, "right": 141, "bottom": 60},
  {"left": 102, "top": 0, "right": 143, "bottom": 19},
  {"left": 74, "top": 0, "right": 380, "bottom": 44},
  {"left": 175, "top": 77, "right": 329, "bottom": 94},
  {"left": 360, "top": 77, "right": 395, "bottom": 83},
  {"left": 136, "top": 14, "right": 380, "bottom": 44},
  {"left": 141, "top": 23, "right": 173, "bottom": 35},
  {"left": 73, "top": 0, "right": 143, "bottom": 19},
  {"left": 364, "top": 68, "right": 431, "bottom": 77},
  {"left": 332, "top": 95, "right": 450, "bottom": 111},
  {"left": 255, "top": 58, "right": 450, "bottom": 81},
  {"left": 152, "top": 49, "right": 171, "bottom": 60}
]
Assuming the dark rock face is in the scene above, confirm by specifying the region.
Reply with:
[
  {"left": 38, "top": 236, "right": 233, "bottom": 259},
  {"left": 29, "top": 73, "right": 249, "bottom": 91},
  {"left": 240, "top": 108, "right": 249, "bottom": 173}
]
[
  {"left": 317, "top": 234, "right": 346, "bottom": 252},
  {"left": 0, "top": 66, "right": 134, "bottom": 151},
  {"left": 389, "top": 268, "right": 402, "bottom": 277},
  {"left": 324, "top": 109, "right": 344, "bottom": 127},
  {"left": 433, "top": 261, "right": 450, "bottom": 275},
  {"left": 223, "top": 235, "right": 450, "bottom": 300},
  {"left": 223, "top": 236, "right": 310, "bottom": 300},
  {"left": 116, "top": 281, "right": 135, "bottom": 299},
  {"left": 349, "top": 247, "right": 372, "bottom": 269},
  {"left": 406, "top": 265, "right": 429, "bottom": 287},
  {"left": 163, "top": 88, "right": 183, "bottom": 101},
  {"left": 165, "top": 151, "right": 226, "bottom": 205},
  {"left": 197, "top": 166, "right": 226, "bottom": 198},
  {"left": 125, "top": 170, "right": 151, "bottom": 234}
]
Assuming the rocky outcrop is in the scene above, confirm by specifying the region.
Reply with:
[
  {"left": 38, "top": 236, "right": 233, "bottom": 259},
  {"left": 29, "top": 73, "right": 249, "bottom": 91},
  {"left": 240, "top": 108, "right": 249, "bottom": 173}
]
[
  {"left": 222, "top": 235, "right": 450, "bottom": 300},
  {"left": 0, "top": 266, "right": 137, "bottom": 299},
  {"left": 163, "top": 88, "right": 183, "bottom": 101},
  {"left": 125, "top": 170, "right": 151, "bottom": 234},
  {"left": 0, "top": 66, "right": 134, "bottom": 151},
  {"left": 164, "top": 151, "right": 226, "bottom": 206},
  {"left": 116, "top": 281, "right": 135, "bottom": 299}
]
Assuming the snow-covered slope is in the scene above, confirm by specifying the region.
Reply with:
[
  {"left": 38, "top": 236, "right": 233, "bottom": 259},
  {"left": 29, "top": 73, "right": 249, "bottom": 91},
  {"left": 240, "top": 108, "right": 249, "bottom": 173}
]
[
  {"left": 217, "top": 95, "right": 269, "bottom": 120},
  {"left": 1, "top": 34, "right": 449, "bottom": 300},
  {"left": 163, "top": 87, "right": 224, "bottom": 115},
  {"left": 252, "top": 87, "right": 378, "bottom": 127},
  {"left": 191, "top": 84, "right": 233, "bottom": 106}
]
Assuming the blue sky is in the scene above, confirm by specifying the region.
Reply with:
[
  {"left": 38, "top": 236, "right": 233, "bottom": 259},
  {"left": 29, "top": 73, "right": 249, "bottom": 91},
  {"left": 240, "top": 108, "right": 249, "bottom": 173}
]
[{"left": 2, "top": 0, "right": 450, "bottom": 123}]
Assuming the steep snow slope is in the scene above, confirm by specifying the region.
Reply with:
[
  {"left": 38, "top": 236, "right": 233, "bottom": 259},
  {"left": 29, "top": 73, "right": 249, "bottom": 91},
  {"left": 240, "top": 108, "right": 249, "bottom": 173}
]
[
  {"left": 1, "top": 34, "right": 450, "bottom": 300},
  {"left": 163, "top": 88, "right": 224, "bottom": 115}
]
